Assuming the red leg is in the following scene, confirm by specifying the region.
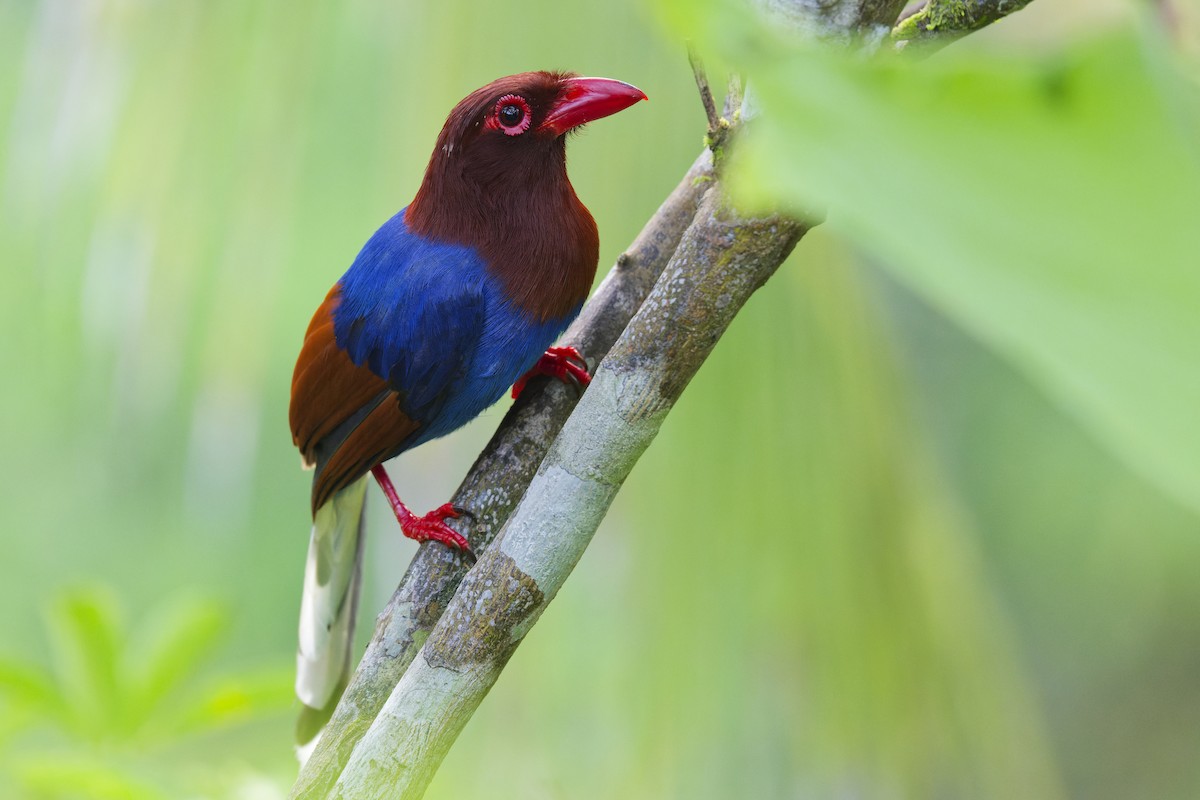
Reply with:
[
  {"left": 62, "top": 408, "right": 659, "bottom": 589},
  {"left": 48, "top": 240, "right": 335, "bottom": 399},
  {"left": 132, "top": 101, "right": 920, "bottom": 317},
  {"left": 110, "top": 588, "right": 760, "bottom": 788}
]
[
  {"left": 370, "top": 464, "right": 474, "bottom": 559},
  {"left": 511, "top": 346, "right": 592, "bottom": 400}
]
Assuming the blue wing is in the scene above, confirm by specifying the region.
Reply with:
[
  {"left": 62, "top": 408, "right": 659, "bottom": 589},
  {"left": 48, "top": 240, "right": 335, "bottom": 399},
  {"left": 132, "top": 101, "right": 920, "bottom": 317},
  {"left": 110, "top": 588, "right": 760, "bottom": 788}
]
[{"left": 331, "top": 208, "right": 487, "bottom": 427}]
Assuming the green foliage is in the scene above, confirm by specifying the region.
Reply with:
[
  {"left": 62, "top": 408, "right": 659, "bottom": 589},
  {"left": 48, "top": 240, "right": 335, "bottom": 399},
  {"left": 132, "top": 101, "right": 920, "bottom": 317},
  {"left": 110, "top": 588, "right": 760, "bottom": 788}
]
[
  {"left": 0, "top": 588, "right": 292, "bottom": 799},
  {"left": 695, "top": 6, "right": 1200, "bottom": 512}
]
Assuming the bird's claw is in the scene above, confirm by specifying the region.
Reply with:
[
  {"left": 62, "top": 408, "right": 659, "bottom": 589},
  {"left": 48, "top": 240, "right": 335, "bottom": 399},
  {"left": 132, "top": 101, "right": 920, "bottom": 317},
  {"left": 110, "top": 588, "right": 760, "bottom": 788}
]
[
  {"left": 402, "top": 503, "right": 475, "bottom": 559},
  {"left": 511, "top": 346, "right": 593, "bottom": 400},
  {"left": 556, "top": 346, "right": 590, "bottom": 373}
]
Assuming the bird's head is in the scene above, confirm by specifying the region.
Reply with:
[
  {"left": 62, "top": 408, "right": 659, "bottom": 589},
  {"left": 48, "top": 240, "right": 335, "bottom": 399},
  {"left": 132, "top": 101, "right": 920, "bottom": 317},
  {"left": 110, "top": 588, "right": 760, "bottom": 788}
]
[
  {"left": 436, "top": 71, "right": 645, "bottom": 156},
  {"left": 407, "top": 71, "right": 646, "bottom": 319},
  {"left": 411, "top": 71, "right": 646, "bottom": 209}
]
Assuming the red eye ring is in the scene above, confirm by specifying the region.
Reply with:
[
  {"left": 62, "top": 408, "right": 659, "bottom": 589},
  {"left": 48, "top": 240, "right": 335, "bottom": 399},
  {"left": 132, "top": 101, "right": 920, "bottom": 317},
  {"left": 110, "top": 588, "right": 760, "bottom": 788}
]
[{"left": 491, "top": 94, "right": 532, "bottom": 136}]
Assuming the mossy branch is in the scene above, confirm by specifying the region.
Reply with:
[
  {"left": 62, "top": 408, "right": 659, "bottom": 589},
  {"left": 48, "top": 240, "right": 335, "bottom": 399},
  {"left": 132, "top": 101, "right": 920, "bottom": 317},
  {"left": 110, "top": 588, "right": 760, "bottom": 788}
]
[{"left": 892, "top": 0, "right": 1036, "bottom": 52}]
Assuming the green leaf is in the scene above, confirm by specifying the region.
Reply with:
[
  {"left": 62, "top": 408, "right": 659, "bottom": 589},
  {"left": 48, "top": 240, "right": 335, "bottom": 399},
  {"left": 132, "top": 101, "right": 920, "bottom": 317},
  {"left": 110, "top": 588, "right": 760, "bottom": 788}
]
[
  {"left": 14, "top": 754, "right": 170, "bottom": 800},
  {"left": 173, "top": 666, "right": 294, "bottom": 735},
  {"left": 45, "top": 587, "right": 126, "bottom": 740},
  {"left": 123, "top": 595, "right": 228, "bottom": 736},
  {"left": 0, "top": 658, "right": 66, "bottom": 721},
  {"left": 714, "top": 20, "right": 1200, "bottom": 512}
]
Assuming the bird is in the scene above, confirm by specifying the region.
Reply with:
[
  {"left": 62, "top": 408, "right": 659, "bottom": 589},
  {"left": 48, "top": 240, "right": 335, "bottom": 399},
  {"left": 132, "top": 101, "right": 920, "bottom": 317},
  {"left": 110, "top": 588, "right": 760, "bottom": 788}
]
[{"left": 288, "top": 71, "right": 646, "bottom": 741}]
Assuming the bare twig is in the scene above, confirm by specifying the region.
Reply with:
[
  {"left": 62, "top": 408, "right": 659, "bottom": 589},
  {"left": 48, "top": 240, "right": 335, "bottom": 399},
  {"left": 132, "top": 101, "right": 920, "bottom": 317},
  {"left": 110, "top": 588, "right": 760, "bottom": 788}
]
[
  {"left": 688, "top": 44, "right": 736, "bottom": 169},
  {"left": 725, "top": 73, "right": 744, "bottom": 117},
  {"left": 689, "top": 44, "right": 722, "bottom": 135}
]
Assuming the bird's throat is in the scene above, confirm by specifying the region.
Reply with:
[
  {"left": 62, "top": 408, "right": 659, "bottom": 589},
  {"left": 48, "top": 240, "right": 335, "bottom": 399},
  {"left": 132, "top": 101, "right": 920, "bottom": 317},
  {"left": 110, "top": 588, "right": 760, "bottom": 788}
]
[{"left": 407, "top": 142, "right": 598, "bottom": 322}]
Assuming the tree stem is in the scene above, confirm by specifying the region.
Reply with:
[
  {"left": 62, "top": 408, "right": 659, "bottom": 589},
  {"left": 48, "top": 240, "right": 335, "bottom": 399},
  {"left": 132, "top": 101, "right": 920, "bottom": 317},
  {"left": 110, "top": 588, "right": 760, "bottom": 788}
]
[
  {"left": 330, "top": 187, "right": 807, "bottom": 799},
  {"left": 290, "top": 149, "right": 713, "bottom": 798}
]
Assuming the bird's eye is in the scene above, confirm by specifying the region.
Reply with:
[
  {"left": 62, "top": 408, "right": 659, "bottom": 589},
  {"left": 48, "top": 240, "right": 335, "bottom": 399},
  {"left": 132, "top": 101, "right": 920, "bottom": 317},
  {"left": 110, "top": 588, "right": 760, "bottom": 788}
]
[
  {"left": 500, "top": 104, "right": 522, "bottom": 126},
  {"left": 493, "top": 94, "right": 532, "bottom": 136}
]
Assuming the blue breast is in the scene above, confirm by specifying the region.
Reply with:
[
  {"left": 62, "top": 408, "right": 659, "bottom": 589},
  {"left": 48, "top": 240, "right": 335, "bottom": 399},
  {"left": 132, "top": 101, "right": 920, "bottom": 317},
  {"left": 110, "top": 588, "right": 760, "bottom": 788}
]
[{"left": 331, "top": 208, "right": 579, "bottom": 452}]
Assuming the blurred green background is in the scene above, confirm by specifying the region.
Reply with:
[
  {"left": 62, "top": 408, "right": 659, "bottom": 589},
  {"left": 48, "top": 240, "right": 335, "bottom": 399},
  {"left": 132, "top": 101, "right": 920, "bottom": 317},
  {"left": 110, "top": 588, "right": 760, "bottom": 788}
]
[{"left": 2, "top": 0, "right": 1199, "bottom": 798}]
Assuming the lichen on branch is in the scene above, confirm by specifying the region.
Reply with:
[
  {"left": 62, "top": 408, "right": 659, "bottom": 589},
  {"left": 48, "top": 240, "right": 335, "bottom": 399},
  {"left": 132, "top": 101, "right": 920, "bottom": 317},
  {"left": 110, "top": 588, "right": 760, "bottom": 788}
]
[{"left": 892, "top": 0, "right": 1035, "bottom": 51}]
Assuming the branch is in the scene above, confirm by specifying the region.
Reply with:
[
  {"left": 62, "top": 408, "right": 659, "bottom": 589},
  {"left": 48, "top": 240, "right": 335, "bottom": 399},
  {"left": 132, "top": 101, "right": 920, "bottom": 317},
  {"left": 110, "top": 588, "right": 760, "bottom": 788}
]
[
  {"left": 892, "top": 0, "right": 1036, "bottom": 53},
  {"left": 753, "top": 0, "right": 910, "bottom": 41},
  {"left": 689, "top": 44, "right": 722, "bottom": 135},
  {"left": 330, "top": 184, "right": 808, "bottom": 800},
  {"left": 290, "top": 150, "right": 714, "bottom": 797}
]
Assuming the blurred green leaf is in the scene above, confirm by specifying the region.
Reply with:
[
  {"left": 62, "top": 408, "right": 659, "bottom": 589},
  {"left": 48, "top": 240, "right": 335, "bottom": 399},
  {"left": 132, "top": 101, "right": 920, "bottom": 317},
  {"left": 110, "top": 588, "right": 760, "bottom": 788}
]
[
  {"left": 45, "top": 588, "right": 125, "bottom": 741},
  {"left": 704, "top": 16, "right": 1200, "bottom": 513},
  {"left": 1, "top": 586, "right": 289, "bottom": 740},
  {"left": 124, "top": 595, "right": 228, "bottom": 737},
  {"left": 176, "top": 668, "right": 295, "bottom": 735},
  {"left": 14, "top": 754, "right": 168, "bottom": 800},
  {"left": 0, "top": 659, "right": 65, "bottom": 720}
]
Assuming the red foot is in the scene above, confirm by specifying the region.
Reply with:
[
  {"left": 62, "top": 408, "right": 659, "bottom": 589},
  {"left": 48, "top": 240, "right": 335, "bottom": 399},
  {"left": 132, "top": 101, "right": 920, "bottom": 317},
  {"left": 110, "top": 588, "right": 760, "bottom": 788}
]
[
  {"left": 370, "top": 465, "right": 475, "bottom": 560},
  {"left": 511, "top": 346, "right": 592, "bottom": 400}
]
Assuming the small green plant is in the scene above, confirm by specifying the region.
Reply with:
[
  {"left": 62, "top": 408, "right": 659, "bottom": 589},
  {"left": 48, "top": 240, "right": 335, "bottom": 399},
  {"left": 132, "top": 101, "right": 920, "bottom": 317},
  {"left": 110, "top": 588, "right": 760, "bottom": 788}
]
[{"left": 0, "top": 587, "right": 294, "bottom": 799}]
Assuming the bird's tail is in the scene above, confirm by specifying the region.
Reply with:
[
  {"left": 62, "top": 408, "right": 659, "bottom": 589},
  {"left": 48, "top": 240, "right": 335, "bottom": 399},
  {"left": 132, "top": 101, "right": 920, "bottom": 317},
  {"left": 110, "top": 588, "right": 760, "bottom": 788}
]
[{"left": 295, "top": 476, "right": 367, "bottom": 747}]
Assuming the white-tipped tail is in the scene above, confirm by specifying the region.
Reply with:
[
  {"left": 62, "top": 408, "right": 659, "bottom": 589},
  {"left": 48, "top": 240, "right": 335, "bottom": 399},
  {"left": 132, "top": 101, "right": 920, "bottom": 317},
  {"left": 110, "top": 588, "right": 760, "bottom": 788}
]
[{"left": 296, "top": 477, "right": 367, "bottom": 710}]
